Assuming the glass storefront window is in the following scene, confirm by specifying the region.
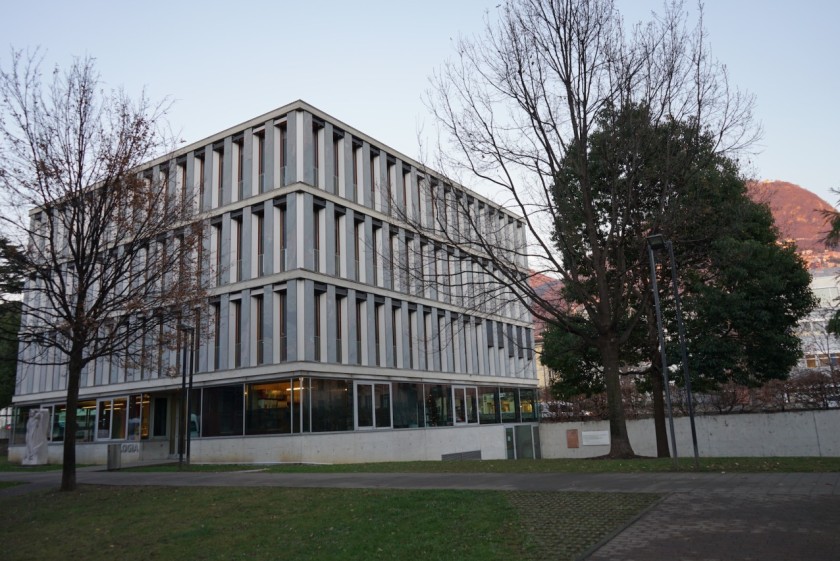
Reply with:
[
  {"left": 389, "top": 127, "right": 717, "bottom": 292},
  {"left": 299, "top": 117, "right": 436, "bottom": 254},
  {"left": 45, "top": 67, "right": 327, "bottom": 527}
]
[
  {"left": 309, "top": 378, "right": 353, "bottom": 432},
  {"left": 96, "top": 398, "right": 127, "bottom": 440},
  {"left": 202, "top": 385, "right": 244, "bottom": 437},
  {"left": 478, "top": 387, "right": 500, "bottom": 424},
  {"left": 245, "top": 381, "right": 293, "bottom": 435},
  {"left": 128, "top": 394, "right": 150, "bottom": 440},
  {"left": 392, "top": 383, "right": 425, "bottom": 429},
  {"left": 499, "top": 388, "right": 519, "bottom": 423},
  {"left": 424, "top": 384, "right": 453, "bottom": 427},
  {"left": 519, "top": 388, "right": 537, "bottom": 422},
  {"left": 453, "top": 387, "right": 478, "bottom": 424},
  {"left": 355, "top": 382, "right": 391, "bottom": 429},
  {"left": 11, "top": 407, "right": 28, "bottom": 445}
]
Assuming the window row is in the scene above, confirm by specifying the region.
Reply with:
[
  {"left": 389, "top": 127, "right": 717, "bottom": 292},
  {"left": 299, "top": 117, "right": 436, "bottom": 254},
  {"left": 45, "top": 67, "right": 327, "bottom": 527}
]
[{"left": 9, "top": 380, "right": 539, "bottom": 445}]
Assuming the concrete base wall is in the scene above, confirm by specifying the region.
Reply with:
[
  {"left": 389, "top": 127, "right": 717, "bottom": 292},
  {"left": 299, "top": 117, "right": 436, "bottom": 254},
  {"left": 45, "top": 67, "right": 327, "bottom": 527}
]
[
  {"left": 540, "top": 409, "right": 840, "bottom": 458},
  {"left": 8, "top": 424, "right": 511, "bottom": 465}
]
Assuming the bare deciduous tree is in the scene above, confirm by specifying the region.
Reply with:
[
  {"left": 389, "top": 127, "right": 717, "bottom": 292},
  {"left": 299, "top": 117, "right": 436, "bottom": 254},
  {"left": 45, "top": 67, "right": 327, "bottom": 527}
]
[
  {"left": 413, "top": 0, "right": 757, "bottom": 457},
  {"left": 0, "top": 50, "right": 207, "bottom": 490}
]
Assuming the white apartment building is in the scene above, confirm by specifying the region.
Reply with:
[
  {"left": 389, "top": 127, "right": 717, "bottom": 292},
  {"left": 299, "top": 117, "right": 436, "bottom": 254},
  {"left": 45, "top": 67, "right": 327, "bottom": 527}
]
[{"left": 8, "top": 100, "right": 539, "bottom": 465}]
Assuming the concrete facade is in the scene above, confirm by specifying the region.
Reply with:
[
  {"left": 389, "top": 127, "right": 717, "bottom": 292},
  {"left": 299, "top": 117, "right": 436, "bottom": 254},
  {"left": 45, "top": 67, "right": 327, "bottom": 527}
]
[{"left": 9, "top": 100, "right": 539, "bottom": 465}]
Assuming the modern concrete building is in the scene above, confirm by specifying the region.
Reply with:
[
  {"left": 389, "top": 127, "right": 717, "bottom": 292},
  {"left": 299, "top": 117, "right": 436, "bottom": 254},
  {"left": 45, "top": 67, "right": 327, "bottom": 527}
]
[{"left": 8, "top": 100, "right": 539, "bottom": 465}]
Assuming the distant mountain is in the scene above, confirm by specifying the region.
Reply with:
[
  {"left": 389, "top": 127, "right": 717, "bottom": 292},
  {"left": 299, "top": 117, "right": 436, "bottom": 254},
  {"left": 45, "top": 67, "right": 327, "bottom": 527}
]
[{"left": 747, "top": 180, "right": 840, "bottom": 268}]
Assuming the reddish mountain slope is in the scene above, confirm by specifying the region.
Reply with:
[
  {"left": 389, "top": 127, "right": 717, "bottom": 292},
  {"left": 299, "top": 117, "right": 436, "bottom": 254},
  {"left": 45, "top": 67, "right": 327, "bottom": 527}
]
[{"left": 747, "top": 180, "right": 839, "bottom": 268}]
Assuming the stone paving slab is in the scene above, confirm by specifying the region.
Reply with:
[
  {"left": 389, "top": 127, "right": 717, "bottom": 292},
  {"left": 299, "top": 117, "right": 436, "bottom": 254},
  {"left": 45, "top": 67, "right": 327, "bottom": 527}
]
[{"left": 585, "top": 492, "right": 840, "bottom": 561}]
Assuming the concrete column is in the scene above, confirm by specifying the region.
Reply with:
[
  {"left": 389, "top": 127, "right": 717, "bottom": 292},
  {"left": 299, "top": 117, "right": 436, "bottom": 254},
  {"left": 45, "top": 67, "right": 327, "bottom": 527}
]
[{"left": 286, "top": 280, "right": 299, "bottom": 362}]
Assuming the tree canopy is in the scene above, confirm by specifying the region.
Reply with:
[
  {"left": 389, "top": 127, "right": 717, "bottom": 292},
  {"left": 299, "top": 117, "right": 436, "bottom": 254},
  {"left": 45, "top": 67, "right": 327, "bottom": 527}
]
[
  {"left": 542, "top": 102, "right": 814, "bottom": 403},
  {"left": 422, "top": 0, "right": 758, "bottom": 457}
]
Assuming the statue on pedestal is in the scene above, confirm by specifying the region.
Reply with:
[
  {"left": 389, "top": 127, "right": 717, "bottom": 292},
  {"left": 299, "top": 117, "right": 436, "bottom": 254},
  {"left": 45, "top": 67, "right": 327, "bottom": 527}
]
[{"left": 22, "top": 408, "right": 50, "bottom": 466}]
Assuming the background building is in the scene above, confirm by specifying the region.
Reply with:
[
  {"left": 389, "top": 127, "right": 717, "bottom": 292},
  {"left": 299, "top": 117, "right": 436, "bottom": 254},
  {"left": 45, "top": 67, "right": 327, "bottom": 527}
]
[{"left": 8, "top": 100, "right": 539, "bottom": 464}]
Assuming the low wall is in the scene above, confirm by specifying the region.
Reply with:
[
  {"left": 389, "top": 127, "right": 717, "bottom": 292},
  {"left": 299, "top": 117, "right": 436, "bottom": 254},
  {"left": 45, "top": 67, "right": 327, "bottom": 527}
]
[
  {"left": 7, "top": 424, "right": 511, "bottom": 465},
  {"left": 540, "top": 409, "right": 840, "bottom": 458},
  {"left": 190, "top": 424, "right": 509, "bottom": 464}
]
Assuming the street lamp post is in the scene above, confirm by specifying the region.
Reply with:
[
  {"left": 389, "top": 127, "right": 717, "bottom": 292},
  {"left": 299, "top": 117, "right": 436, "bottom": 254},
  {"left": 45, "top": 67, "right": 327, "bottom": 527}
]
[
  {"left": 178, "top": 324, "right": 195, "bottom": 468},
  {"left": 646, "top": 234, "right": 699, "bottom": 467},
  {"left": 647, "top": 235, "right": 678, "bottom": 464},
  {"left": 665, "top": 241, "right": 700, "bottom": 466}
]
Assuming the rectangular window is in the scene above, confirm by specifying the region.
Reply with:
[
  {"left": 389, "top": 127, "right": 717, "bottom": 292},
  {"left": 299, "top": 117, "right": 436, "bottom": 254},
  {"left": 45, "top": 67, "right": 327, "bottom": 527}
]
[
  {"left": 212, "top": 302, "right": 222, "bottom": 369},
  {"left": 355, "top": 299, "right": 363, "bottom": 365},
  {"left": 277, "top": 123, "right": 288, "bottom": 186},
  {"left": 354, "top": 220, "right": 362, "bottom": 281},
  {"left": 334, "top": 213, "right": 342, "bottom": 277},
  {"left": 369, "top": 152, "right": 377, "bottom": 208},
  {"left": 332, "top": 135, "right": 341, "bottom": 194},
  {"left": 374, "top": 303, "right": 382, "bottom": 366},
  {"left": 254, "top": 294, "right": 264, "bottom": 365},
  {"left": 245, "top": 381, "right": 293, "bottom": 435},
  {"left": 215, "top": 147, "right": 224, "bottom": 206},
  {"left": 391, "top": 307, "right": 399, "bottom": 368},
  {"left": 256, "top": 133, "right": 265, "bottom": 193},
  {"left": 277, "top": 292, "right": 287, "bottom": 361},
  {"left": 499, "top": 388, "right": 518, "bottom": 423},
  {"left": 235, "top": 139, "right": 245, "bottom": 200},
  {"left": 312, "top": 125, "right": 320, "bottom": 187},
  {"left": 233, "top": 216, "right": 243, "bottom": 282},
  {"left": 356, "top": 382, "right": 391, "bottom": 429},
  {"left": 336, "top": 296, "right": 343, "bottom": 363},
  {"left": 232, "top": 300, "right": 242, "bottom": 368},
  {"left": 213, "top": 223, "right": 223, "bottom": 285},
  {"left": 424, "top": 384, "right": 452, "bottom": 427},
  {"left": 196, "top": 154, "right": 205, "bottom": 211},
  {"left": 392, "top": 383, "right": 425, "bottom": 428},
  {"left": 310, "top": 378, "right": 353, "bottom": 432},
  {"left": 314, "top": 293, "right": 322, "bottom": 361},
  {"left": 313, "top": 208, "right": 321, "bottom": 273},
  {"left": 453, "top": 387, "right": 478, "bottom": 424},
  {"left": 478, "top": 387, "right": 500, "bottom": 424},
  {"left": 202, "top": 385, "right": 244, "bottom": 437},
  {"left": 255, "top": 212, "right": 264, "bottom": 276},
  {"left": 276, "top": 205, "right": 286, "bottom": 272}
]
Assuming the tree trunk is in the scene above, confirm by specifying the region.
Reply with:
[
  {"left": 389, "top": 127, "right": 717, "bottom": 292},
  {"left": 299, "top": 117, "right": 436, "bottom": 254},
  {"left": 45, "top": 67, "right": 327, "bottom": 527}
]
[
  {"left": 599, "top": 336, "right": 635, "bottom": 458},
  {"left": 60, "top": 348, "right": 83, "bottom": 492}
]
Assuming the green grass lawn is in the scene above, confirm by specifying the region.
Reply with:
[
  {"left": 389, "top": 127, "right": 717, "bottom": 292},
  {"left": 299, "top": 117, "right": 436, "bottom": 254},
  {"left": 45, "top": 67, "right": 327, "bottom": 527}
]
[
  {"left": 0, "top": 457, "right": 70, "bottom": 472},
  {"left": 121, "top": 456, "right": 840, "bottom": 474},
  {"left": 0, "top": 486, "right": 659, "bottom": 561}
]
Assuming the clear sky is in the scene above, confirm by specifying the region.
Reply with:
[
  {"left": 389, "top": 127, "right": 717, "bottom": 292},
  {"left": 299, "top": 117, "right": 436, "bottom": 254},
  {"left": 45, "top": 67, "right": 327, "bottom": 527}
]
[{"left": 2, "top": 0, "right": 838, "bottom": 204}]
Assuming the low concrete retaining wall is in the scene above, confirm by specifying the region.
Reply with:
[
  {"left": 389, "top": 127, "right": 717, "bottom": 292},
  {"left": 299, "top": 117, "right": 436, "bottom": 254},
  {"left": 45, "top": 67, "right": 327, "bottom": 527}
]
[{"left": 540, "top": 409, "right": 840, "bottom": 458}]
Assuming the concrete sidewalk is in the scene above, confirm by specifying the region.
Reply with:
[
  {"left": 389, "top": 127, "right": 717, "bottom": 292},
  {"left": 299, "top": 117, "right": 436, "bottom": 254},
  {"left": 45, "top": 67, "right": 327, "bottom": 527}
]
[{"left": 2, "top": 468, "right": 839, "bottom": 560}]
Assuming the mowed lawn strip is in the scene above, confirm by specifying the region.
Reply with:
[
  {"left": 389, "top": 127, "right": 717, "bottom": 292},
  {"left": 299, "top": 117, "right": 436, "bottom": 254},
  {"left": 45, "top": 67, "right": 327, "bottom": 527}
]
[
  {"left": 118, "top": 456, "right": 840, "bottom": 474},
  {"left": 0, "top": 485, "right": 658, "bottom": 561}
]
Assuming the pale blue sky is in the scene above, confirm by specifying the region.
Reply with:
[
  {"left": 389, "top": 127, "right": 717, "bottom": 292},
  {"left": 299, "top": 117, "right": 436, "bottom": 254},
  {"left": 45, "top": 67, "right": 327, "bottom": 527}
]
[{"left": 3, "top": 0, "right": 838, "bottom": 204}]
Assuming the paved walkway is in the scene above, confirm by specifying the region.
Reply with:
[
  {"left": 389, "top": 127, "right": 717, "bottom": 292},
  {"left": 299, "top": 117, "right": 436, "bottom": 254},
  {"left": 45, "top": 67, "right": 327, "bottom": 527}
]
[{"left": 2, "top": 468, "right": 839, "bottom": 560}]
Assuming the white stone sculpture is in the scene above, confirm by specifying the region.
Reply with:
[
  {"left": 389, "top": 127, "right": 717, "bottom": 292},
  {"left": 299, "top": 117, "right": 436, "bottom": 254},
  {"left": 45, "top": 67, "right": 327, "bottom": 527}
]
[{"left": 22, "top": 408, "right": 50, "bottom": 466}]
